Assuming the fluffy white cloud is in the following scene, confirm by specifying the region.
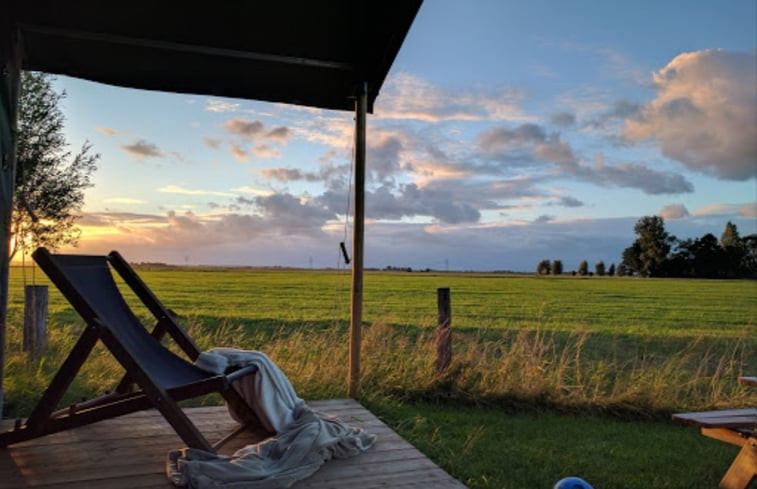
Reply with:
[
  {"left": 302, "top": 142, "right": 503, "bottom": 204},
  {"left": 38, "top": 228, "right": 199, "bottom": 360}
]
[{"left": 624, "top": 50, "right": 757, "bottom": 180}]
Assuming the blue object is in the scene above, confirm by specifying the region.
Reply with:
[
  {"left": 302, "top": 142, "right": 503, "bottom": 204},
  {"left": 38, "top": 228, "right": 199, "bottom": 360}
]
[{"left": 554, "top": 477, "right": 594, "bottom": 489}]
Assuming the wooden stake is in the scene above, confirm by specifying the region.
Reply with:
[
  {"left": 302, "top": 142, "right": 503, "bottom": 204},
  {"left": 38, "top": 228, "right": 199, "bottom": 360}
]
[
  {"left": 23, "top": 285, "right": 48, "bottom": 355},
  {"left": 436, "top": 287, "right": 452, "bottom": 374},
  {"left": 349, "top": 83, "right": 367, "bottom": 399}
]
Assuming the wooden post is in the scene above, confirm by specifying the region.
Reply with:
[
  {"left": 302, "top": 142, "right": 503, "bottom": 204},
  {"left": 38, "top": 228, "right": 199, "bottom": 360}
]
[
  {"left": 0, "top": 21, "right": 21, "bottom": 418},
  {"left": 436, "top": 287, "right": 451, "bottom": 374},
  {"left": 23, "top": 285, "right": 48, "bottom": 355},
  {"left": 349, "top": 82, "right": 367, "bottom": 398}
]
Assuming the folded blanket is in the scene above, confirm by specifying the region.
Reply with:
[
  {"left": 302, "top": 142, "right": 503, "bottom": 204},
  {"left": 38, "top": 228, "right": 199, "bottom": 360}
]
[{"left": 167, "top": 348, "right": 376, "bottom": 489}]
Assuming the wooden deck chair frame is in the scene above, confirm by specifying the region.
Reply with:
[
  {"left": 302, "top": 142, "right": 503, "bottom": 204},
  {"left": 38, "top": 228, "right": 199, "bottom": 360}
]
[{"left": 0, "top": 248, "right": 270, "bottom": 452}]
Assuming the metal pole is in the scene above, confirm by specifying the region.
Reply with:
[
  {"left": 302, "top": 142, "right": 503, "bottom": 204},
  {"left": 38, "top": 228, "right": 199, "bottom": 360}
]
[{"left": 349, "top": 83, "right": 367, "bottom": 399}]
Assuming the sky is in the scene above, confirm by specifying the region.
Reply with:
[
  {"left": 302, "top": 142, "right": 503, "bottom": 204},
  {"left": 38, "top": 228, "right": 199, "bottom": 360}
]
[{"left": 43, "top": 0, "right": 757, "bottom": 271}]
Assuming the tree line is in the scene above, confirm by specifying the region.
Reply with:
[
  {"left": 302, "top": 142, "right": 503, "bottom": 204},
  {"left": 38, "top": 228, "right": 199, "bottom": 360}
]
[
  {"left": 537, "top": 217, "right": 756, "bottom": 279},
  {"left": 536, "top": 259, "right": 620, "bottom": 277},
  {"left": 621, "top": 216, "right": 756, "bottom": 278}
]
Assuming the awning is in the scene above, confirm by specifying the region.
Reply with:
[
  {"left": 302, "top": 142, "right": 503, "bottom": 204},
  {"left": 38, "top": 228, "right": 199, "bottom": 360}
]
[{"left": 8, "top": 1, "right": 423, "bottom": 112}]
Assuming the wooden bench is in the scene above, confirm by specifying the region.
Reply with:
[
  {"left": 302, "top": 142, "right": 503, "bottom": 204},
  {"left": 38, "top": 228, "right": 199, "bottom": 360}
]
[{"left": 673, "top": 408, "right": 756, "bottom": 489}]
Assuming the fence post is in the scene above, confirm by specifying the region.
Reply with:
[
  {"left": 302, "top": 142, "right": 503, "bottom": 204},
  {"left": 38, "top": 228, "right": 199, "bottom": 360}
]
[
  {"left": 23, "top": 285, "right": 48, "bottom": 355},
  {"left": 436, "top": 287, "right": 451, "bottom": 374}
]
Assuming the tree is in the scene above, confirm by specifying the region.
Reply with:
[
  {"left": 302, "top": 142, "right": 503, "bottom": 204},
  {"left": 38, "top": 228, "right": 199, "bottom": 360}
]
[
  {"left": 595, "top": 261, "right": 605, "bottom": 276},
  {"left": 616, "top": 263, "right": 627, "bottom": 276},
  {"left": 742, "top": 234, "right": 757, "bottom": 278},
  {"left": 537, "top": 259, "right": 551, "bottom": 275},
  {"left": 689, "top": 233, "right": 726, "bottom": 278},
  {"left": 719, "top": 221, "right": 745, "bottom": 277},
  {"left": 720, "top": 221, "right": 741, "bottom": 248},
  {"left": 10, "top": 72, "right": 98, "bottom": 261},
  {"left": 607, "top": 263, "right": 615, "bottom": 277},
  {"left": 551, "top": 259, "right": 563, "bottom": 275},
  {"left": 578, "top": 260, "right": 588, "bottom": 276},
  {"left": 622, "top": 216, "right": 675, "bottom": 277}
]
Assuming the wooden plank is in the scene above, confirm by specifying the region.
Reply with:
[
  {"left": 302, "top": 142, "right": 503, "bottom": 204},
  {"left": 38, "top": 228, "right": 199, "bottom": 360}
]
[
  {"left": 673, "top": 409, "right": 757, "bottom": 428},
  {"left": 702, "top": 427, "right": 750, "bottom": 447},
  {"left": 738, "top": 376, "right": 757, "bottom": 387},
  {"left": 0, "top": 400, "right": 468, "bottom": 489},
  {"left": 719, "top": 439, "right": 757, "bottom": 489}
]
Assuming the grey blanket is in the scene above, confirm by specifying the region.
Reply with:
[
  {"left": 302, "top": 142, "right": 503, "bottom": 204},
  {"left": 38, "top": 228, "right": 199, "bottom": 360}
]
[{"left": 166, "top": 349, "right": 376, "bottom": 488}]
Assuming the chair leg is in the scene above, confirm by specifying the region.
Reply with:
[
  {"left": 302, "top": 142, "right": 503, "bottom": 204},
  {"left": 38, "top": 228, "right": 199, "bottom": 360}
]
[
  {"left": 719, "top": 439, "right": 757, "bottom": 489},
  {"left": 25, "top": 326, "right": 100, "bottom": 430},
  {"left": 221, "top": 383, "right": 272, "bottom": 441}
]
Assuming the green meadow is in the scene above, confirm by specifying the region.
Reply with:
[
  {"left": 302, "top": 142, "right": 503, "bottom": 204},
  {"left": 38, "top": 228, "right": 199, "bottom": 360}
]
[{"left": 3, "top": 266, "right": 756, "bottom": 488}]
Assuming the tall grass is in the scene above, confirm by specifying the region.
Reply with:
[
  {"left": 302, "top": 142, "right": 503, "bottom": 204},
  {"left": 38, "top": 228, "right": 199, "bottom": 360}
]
[
  {"left": 2, "top": 267, "right": 754, "bottom": 419},
  {"left": 6, "top": 317, "right": 751, "bottom": 419}
]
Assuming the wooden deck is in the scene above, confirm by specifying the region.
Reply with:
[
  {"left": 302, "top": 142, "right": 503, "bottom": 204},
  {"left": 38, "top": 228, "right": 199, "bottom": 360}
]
[{"left": 0, "top": 399, "right": 467, "bottom": 488}]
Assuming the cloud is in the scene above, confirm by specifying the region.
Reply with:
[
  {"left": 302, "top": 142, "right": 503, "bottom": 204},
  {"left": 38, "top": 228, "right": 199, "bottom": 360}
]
[
  {"left": 365, "top": 183, "right": 482, "bottom": 224},
  {"left": 533, "top": 215, "right": 555, "bottom": 224},
  {"left": 96, "top": 126, "right": 119, "bottom": 136},
  {"left": 218, "top": 119, "right": 292, "bottom": 161},
  {"left": 624, "top": 49, "right": 757, "bottom": 180},
  {"left": 659, "top": 204, "right": 689, "bottom": 220},
  {"left": 251, "top": 144, "right": 280, "bottom": 159},
  {"left": 585, "top": 99, "right": 642, "bottom": 131},
  {"left": 588, "top": 162, "right": 694, "bottom": 195},
  {"left": 375, "top": 72, "right": 531, "bottom": 122},
  {"left": 534, "top": 138, "right": 577, "bottom": 167},
  {"left": 260, "top": 168, "right": 308, "bottom": 181},
  {"left": 477, "top": 124, "right": 547, "bottom": 155},
  {"left": 205, "top": 99, "right": 241, "bottom": 113},
  {"left": 741, "top": 203, "right": 757, "bottom": 218},
  {"left": 230, "top": 141, "right": 248, "bottom": 162},
  {"left": 550, "top": 112, "right": 576, "bottom": 127},
  {"left": 692, "top": 202, "right": 757, "bottom": 218},
  {"left": 103, "top": 197, "right": 147, "bottom": 205},
  {"left": 68, "top": 206, "right": 756, "bottom": 271},
  {"left": 367, "top": 136, "right": 404, "bottom": 182},
  {"left": 556, "top": 196, "right": 584, "bottom": 208},
  {"left": 158, "top": 185, "right": 235, "bottom": 197},
  {"left": 203, "top": 136, "right": 222, "bottom": 149},
  {"left": 265, "top": 127, "right": 290, "bottom": 142},
  {"left": 231, "top": 186, "right": 273, "bottom": 196},
  {"left": 121, "top": 139, "right": 164, "bottom": 159},
  {"left": 253, "top": 193, "right": 334, "bottom": 230},
  {"left": 474, "top": 125, "right": 692, "bottom": 194},
  {"left": 222, "top": 118, "right": 265, "bottom": 140},
  {"left": 319, "top": 176, "right": 546, "bottom": 225},
  {"left": 77, "top": 211, "right": 166, "bottom": 227}
]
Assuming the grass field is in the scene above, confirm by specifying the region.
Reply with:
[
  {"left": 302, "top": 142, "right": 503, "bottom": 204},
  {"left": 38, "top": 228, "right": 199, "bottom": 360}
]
[{"left": 3, "top": 265, "right": 756, "bottom": 488}]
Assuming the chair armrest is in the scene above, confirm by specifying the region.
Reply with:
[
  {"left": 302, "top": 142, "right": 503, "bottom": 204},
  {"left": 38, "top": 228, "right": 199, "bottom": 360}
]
[{"left": 226, "top": 364, "right": 259, "bottom": 384}]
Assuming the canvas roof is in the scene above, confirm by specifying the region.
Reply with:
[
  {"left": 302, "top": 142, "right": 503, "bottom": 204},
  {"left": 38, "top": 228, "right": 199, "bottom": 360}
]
[{"left": 7, "top": 1, "right": 423, "bottom": 112}]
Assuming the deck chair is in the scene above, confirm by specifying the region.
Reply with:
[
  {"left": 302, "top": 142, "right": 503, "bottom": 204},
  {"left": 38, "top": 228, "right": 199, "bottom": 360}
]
[{"left": 0, "top": 248, "right": 271, "bottom": 451}]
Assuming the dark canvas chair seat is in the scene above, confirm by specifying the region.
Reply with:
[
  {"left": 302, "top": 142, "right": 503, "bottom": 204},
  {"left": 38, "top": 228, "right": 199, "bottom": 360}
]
[{"left": 0, "top": 248, "right": 269, "bottom": 451}]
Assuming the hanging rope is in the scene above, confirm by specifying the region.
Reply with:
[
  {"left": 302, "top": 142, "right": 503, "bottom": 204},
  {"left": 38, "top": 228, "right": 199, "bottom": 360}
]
[{"left": 332, "top": 140, "right": 356, "bottom": 329}]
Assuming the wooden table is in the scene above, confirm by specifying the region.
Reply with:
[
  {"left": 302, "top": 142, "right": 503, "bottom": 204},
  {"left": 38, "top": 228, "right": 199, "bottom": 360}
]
[{"left": 673, "top": 377, "right": 756, "bottom": 489}]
